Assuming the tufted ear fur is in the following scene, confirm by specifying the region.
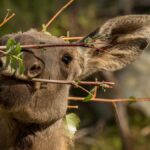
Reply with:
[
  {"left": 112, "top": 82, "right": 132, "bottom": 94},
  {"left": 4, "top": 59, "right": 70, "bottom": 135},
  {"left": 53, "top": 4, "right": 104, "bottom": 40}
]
[{"left": 79, "top": 15, "right": 150, "bottom": 78}]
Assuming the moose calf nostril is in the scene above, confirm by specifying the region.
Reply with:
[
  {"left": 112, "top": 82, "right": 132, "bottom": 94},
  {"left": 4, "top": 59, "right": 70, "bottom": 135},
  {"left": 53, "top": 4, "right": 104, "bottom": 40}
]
[
  {"left": 30, "top": 65, "right": 41, "bottom": 72},
  {"left": 28, "top": 63, "right": 43, "bottom": 78}
]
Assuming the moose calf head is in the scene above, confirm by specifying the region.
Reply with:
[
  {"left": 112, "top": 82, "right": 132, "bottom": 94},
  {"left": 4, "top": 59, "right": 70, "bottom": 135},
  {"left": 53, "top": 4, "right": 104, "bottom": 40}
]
[{"left": 0, "top": 15, "right": 150, "bottom": 129}]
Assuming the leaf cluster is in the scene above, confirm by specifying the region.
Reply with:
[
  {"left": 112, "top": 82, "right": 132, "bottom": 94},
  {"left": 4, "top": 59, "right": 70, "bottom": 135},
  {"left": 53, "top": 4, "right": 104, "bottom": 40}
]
[{"left": 5, "top": 38, "right": 25, "bottom": 74}]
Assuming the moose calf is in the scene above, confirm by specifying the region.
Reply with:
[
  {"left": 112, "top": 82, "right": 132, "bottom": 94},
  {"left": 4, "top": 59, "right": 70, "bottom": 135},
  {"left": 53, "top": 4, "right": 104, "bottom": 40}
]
[{"left": 0, "top": 15, "right": 150, "bottom": 150}]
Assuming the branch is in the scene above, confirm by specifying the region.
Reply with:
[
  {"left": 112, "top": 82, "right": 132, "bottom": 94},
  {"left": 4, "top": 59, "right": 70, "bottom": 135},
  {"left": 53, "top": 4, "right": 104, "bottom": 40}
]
[
  {"left": 0, "top": 42, "right": 106, "bottom": 52},
  {"left": 0, "top": 13, "right": 15, "bottom": 28},
  {"left": 42, "top": 0, "right": 75, "bottom": 31},
  {"left": 32, "top": 78, "right": 114, "bottom": 87},
  {"left": 0, "top": 69, "right": 114, "bottom": 87},
  {"left": 67, "top": 97, "right": 150, "bottom": 103},
  {"left": 112, "top": 102, "right": 121, "bottom": 124},
  {"left": 67, "top": 105, "right": 79, "bottom": 109},
  {"left": 62, "top": 36, "right": 83, "bottom": 41}
]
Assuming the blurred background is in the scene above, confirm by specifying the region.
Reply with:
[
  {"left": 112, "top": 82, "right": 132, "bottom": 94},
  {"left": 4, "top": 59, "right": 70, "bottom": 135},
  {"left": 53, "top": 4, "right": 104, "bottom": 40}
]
[{"left": 0, "top": 0, "right": 150, "bottom": 150}]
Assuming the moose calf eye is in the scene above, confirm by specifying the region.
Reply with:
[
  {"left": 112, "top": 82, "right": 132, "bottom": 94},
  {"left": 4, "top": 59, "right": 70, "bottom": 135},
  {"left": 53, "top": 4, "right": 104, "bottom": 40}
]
[{"left": 62, "top": 54, "right": 73, "bottom": 65}]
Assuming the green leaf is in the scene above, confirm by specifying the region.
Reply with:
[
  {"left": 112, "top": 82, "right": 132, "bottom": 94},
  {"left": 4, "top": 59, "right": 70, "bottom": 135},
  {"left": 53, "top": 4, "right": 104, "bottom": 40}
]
[
  {"left": 65, "top": 113, "right": 80, "bottom": 128},
  {"left": 6, "top": 47, "right": 14, "bottom": 54},
  {"left": 83, "top": 87, "right": 96, "bottom": 102},
  {"left": 5, "top": 38, "right": 25, "bottom": 75},
  {"left": 83, "top": 93, "right": 93, "bottom": 102},
  {"left": 65, "top": 113, "right": 80, "bottom": 138},
  {"left": 10, "top": 57, "right": 18, "bottom": 70},
  {"left": 17, "top": 53, "right": 22, "bottom": 58},
  {"left": 6, "top": 38, "right": 16, "bottom": 49},
  {"left": 14, "top": 43, "right": 22, "bottom": 54},
  {"left": 18, "top": 61, "right": 25, "bottom": 74},
  {"left": 5, "top": 55, "right": 10, "bottom": 68}
]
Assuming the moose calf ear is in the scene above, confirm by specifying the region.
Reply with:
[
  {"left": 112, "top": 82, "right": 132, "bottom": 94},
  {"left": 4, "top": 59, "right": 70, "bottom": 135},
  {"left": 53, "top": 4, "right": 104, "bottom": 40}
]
[{"left": 79, "top": 15, "right": 150, "bottom": 78}]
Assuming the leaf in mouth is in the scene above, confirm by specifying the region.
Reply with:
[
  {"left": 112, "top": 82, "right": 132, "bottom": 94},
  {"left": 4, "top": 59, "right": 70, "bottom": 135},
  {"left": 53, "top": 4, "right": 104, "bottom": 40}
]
[{"left": 6, "top": 38, "right": 25, "bottom": 74}]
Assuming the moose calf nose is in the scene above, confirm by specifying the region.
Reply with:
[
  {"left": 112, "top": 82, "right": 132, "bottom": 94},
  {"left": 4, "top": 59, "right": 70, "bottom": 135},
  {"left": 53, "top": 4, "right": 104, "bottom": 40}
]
[{"left": 27, "top": 62, "right": 43, "bottom": 78}]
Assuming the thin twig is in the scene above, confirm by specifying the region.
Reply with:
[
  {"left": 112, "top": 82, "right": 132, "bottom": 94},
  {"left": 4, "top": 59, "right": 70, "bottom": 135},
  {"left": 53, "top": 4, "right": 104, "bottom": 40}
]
[
  {"left": 67, "top": 105, "right": 79, "bottom": 109},
  {"left": 67, "top": 97, "right": 150, "bottom": 103},
  {"left": 0, "top": 43, "right": 106, "bottom": 51},
  {"left": 74, "top": 84, "right": 93, "bottom": 95},
  {"left": 92, "top": 78, "right": 98, "bottom": 98},
  {"left": 62, "top": 36, "right": 83, "bottom": 41},
  {"left": 42, "top": 0, "right": 74, "bottom": 31},
  {"left": 4, "top": 10, "right": 11, "bottom": 21},
  {"left": 0, "top": 70, "right": 115, "bottom": 87},
  {"left": 0, "top": 13, "right": 15, "bottom": 28},
  {"left": 112, "top": 102, "right": 121, "bottom": 124},
  {"left": 32, "top": 78, "right": 114, "bottom": 87}
]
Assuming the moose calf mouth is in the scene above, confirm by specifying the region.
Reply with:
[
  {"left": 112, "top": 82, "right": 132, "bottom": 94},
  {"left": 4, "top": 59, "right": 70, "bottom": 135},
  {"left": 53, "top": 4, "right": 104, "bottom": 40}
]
[{"left": 0, "top": 75, "right": 34, "bottom": 108}]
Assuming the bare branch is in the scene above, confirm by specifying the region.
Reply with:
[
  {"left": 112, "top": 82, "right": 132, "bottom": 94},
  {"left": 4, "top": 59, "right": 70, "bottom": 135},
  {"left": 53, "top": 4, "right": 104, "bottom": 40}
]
[
  {"left": 31, "top": 78, "right": 115, "bottom": 87},
  {"left": 67, "top": 97, "right": 150, "bottom": 103},
  {"left": 0, "top": 13, "right": 15, "bottom": 28},
  {"left": 92, "top": 78, "right": 98, "bottom": 98},
  {"left": 112, "top": 102, "right": 121, "bottom": 124},
  {"left": 42, "top": 0, "right": 75, "bottom": 31},
  {"left": 0, "top": 70, "right": 114, "bottom": 87},
  {"left": 67, "top": 105, "right": 79, "bottom": 109},
  {"left": 62, "top": 36, "right": 83, "bottom": 41},
  {"left": 0, "top": 43, "right": 106, "bottom": 51}
]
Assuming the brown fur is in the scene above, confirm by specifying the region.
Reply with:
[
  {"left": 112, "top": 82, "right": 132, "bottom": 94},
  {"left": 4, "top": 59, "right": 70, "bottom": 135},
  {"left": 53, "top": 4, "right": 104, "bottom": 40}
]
[{"left": 0, "top": 15, "right": 150, "bottom": 150}]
